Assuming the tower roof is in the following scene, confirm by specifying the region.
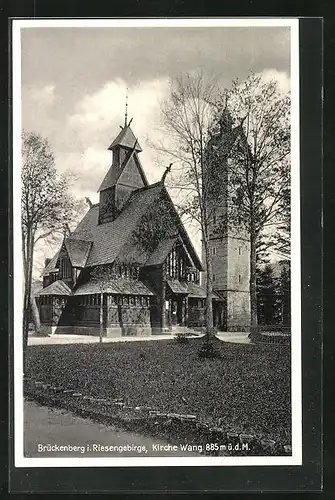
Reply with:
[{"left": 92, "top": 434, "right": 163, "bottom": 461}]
[{"left": 108, "top": 125, "right": 142, "bottom": 152}]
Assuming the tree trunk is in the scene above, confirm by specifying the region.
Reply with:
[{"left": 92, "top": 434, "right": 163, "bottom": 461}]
[
  {"left": 249, "top": 233, "right": 258, "bottom": 340},
  {"left": 99, "top": 292, "right": 104, "bottom": 344},
  {"left": 30, "top": 295, "right": 40, "bottom": 333},
  {"left": 203, "top": 238, "right": 214, "bottom": 341},
  {"left": 23, "top": 230, "right": 34, "bottom": 369}
]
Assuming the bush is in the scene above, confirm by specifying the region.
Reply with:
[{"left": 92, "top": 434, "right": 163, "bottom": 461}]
[
  {"left": 197, "top": 338, "right": 221, "bottom": 359},
  {"left": 174, "top": 332, "right": 189, "bottom": 344}
]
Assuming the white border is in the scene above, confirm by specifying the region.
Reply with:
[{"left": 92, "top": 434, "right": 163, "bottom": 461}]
[{"left": 13, "top": 18, "right": 301, "bottom": 468}]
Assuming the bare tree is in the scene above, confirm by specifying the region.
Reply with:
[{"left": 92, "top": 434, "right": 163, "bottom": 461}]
[
  {"left": 21, "top": 131, "right": 81, "bottom": 360},
  {"left": 155, "top": 74, "right": 228, "bottom": 340},
  {"left": 216, "top": 74, "right": 291, "bottom": 338}
]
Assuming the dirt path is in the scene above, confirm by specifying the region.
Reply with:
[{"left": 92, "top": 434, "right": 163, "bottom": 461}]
[{"left": 24, "top": 400, "right": 200, "bottom": 458}]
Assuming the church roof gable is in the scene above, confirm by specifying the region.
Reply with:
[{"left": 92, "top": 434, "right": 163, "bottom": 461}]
[
  {"left": 39, "top": 280, "right": 72, "bottom": 296},
  {"left": 98, "top": 150, "right": 148, "bottom": 193},
  {"left": 65, "top": 238, "right": 93, "bottom": 268},
  {"left": 108, "top": 125, "right": 142, "bottom": 152}
]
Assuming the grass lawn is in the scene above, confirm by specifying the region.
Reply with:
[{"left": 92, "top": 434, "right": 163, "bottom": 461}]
[{"left": 26, "top": 338, "right": 291, "bottom": 444}]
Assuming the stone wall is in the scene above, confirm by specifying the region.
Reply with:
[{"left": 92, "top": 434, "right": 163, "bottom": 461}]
[{"left": 226, "top": 290, "right": 251, "bottom": 330}]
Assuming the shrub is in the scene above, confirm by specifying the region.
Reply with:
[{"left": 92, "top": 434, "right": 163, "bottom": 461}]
[
  {"left": 197, "top": 339, "right": 221, "bottom": 359},
  {"left": 174, "top": 332, "right": 189, "bottom": 345}
]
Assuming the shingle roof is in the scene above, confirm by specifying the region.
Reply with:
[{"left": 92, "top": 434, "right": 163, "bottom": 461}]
[
  {"left": 41, "top": 183, "right": 204, "bottom": 277},
  {"left": 39, "top": 280, "right": 72, "bottom": 296},
  {"left": 74, "top": 278, "right": 154, "bottom": 296},
  {"left": 98, "top": 167, "right": 120, "bottom": 193},
  {"left": 186, "top": 282, "right": 207, "bottom": 298},
  {"left": 98, "top": 149, "right": 148, "bottom": 192},
  {"left": 167, "top": 280, "right": 190, "bottom": 295},
  {"left": 70, "top": 183, "right": 164, "bottom": 267},
  {"left": 167, "top": 280, "right": 221, "bottom": 299},
  {"left": 108, "top": 125, "right": 142, "bottom": 152},
  {"left": 42, "top": 250, "right": 60, "bottom": 277},
  {"left": 144, "top": 237, "right": 177, "bottom": 266},
  {"left": 65, "top": 238, "right": 92, "bottom": 268}
]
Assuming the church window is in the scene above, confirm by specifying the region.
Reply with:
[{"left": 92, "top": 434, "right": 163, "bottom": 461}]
[
  {"left": 213, "top": 274, "right": 216, "bottom": 282},
  {"left": 179, "top": 256, "right": 184, "bottom": 279},
  {"left": 239, "top": 246, "right": 242, "bottom": 255},
  {"left": 60, "top": 257, "right": 72, "bottom": 279},
  {"left": 238, "top": 274, "right": 241, "bottom": 283},
  {"left": 172, "top": 248, "right": 176, "bottom": 278},
  {"left": 212, "top": 247, "right": 216, "bottom": 256}
]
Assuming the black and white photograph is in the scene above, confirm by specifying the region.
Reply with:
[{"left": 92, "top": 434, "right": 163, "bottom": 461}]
[{"left": 13, "top": 18, "right": 301, "bottom": 468}]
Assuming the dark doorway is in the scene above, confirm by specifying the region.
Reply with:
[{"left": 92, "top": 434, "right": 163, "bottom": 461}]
[
  {"left": 213, "top": 301, "right": 226, "bottom": 331},
  {"left": 170, "top": 297, "right": 184, "bottom": 325}
]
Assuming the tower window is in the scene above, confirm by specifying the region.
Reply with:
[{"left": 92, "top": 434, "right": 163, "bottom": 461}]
[
  {"left": 239, "top": 246, "right": 242, "bottom": 255},
  {"left": 238, "top": 274, "right": 241, "bottom": 283},
  {"left": 213, "top": 274, "right": 216, "bottom": 282},
  {"left": 212, "top": 247, "right": 216, "bottom": 256}
]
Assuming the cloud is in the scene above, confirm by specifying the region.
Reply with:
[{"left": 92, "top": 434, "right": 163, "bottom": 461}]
[
  {"left": 55, "top": 148, "right": 109, "bottom": 199},
  {"left": 30, "top": 84, "right": 56, "bottom": 105},
  {"left": 25, "top": 84, "right": 56, "bottom": 108},
  {"left": 64, "top": 77, "right": 170, "bottom": 187}
]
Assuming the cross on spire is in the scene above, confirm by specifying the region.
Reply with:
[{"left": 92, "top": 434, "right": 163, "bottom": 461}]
[{"left": 124, "top": 87, "right": 128, "bottom": 127}]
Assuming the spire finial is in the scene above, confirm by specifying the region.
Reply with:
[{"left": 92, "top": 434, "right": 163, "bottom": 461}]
[
  {"left": 161, "top": 163, "right": 173, "bottom": 184},
  {"left": 124, "top": 87, "right": 128, "bottom": 127}
]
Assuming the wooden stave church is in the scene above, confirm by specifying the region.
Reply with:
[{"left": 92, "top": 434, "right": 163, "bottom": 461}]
[{"left": 38, "top": 121, "right": 224, "bottom": 337}]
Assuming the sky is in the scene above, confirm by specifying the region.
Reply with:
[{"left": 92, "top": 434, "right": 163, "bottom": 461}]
[{"left": 20, "top": 23, "right": 291, "bottom": 276}]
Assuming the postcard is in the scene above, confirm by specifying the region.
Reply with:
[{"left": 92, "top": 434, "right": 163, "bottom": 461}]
[{"left": 12, "top": 17, "right": 301, "bottom": 469}]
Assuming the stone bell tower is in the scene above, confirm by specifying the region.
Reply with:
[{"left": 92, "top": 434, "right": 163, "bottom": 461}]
[{"left": 203, "top": 109, "right": 251, "bottom": 331}]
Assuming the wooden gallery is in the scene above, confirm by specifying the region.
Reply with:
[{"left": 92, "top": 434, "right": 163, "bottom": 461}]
[{"left": 38, "top": 116, "right": 250, "bottom": 336}]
